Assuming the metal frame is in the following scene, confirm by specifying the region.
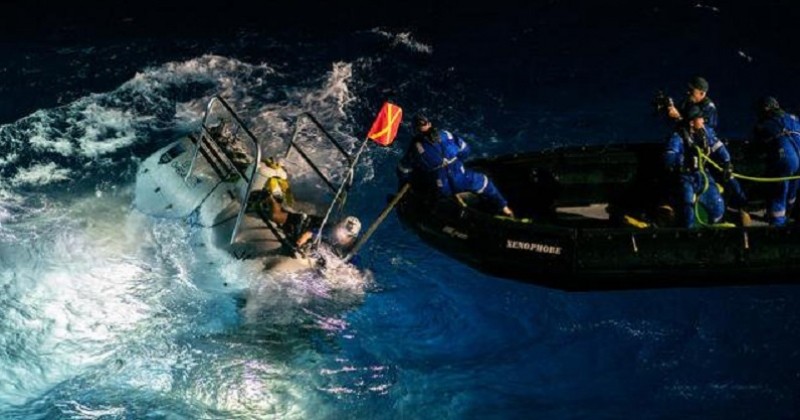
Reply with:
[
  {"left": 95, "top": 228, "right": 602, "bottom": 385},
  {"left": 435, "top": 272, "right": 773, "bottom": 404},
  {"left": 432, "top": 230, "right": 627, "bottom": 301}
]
[
  {"left": 182, "top": 95, "right": 262, "bottom": 245},
  {"left": 284, "top": 112, "right": 353, "bottom": 194},
  {"left": 184, "top": 96, "right": 356, "bottom": 247}
]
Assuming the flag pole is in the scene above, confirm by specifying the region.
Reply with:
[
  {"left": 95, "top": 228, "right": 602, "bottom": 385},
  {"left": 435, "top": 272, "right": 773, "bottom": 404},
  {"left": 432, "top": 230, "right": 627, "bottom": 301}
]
[
  {"left": 312, "top": 136, "right": 371, "bottom": 248},
  {"left": 344, "top": 182, "right": 410, "bottom": 262},
  {"left": 315, "top": 101, "right": 402, "bottom": 252}
]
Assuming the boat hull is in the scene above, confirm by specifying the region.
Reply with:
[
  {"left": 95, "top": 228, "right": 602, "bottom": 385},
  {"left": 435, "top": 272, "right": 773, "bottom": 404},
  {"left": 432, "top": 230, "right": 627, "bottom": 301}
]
[{"left": 396, "top": 142, "right": 800, "bottom": 290}]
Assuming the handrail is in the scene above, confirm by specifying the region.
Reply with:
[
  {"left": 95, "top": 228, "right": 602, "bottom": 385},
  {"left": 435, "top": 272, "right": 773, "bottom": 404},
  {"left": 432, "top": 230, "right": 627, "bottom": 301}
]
[
  {"left": 183, "top": 96, "right": 357, "bottom": 246},
  {"left": 184, "top": 95, "right": 262, "bottom": 185},
  {"left": 287, "top": 124, "right": 338, "bottom": 194},
  {"left": 175, "top": 95, "right": 261, "bottom": 246},
  {"left": 205, "top": 96, "right": 264, "bottom": 245},
  {"left": 184, "top": 97, "right": 219, "bottom": 182},
  {"left": 284, "top": 113, "right": 354, "bottom": 194},
  {"left": 300, "top": 112, "right": 353, "bottom": 165},
  {"left": 229, "top": 144, "right": 261, "bottom": 245}
]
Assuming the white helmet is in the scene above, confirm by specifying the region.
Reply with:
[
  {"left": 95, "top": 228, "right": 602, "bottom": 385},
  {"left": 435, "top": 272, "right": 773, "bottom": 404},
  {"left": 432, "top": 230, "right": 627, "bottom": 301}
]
[
  {"left": 333, "top": 216, "right": 361, "bottom": 245},
  {"left": 342, "top": 216, "right": 361, "bottom": 236}
]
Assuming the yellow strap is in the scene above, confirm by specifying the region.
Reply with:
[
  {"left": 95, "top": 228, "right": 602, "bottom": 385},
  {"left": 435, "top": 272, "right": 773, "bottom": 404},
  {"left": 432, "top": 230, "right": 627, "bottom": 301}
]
[
  {"left": 711, "top": 222, "right": 737, "bottom": 228},
  {"left": 494, "top": 215, "right": 533, "bottom": 223},
  {"left": 623, "top": 215, "right": 649, "bottom": 228}
]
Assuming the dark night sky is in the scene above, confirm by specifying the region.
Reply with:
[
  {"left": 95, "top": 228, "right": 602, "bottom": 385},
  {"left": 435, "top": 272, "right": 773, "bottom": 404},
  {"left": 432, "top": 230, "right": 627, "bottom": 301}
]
[
  {"left": 4, "top": 1, "right": 799, "bottom": 47},
  {"left": 2, "top": 0, "right": 552, "bottom": 41}
]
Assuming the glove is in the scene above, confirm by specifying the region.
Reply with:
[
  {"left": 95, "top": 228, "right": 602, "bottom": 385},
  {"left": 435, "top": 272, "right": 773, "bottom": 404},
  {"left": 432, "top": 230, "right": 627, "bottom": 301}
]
[{"left": 723, "top": 162, "right": 734, "bottom": 180}]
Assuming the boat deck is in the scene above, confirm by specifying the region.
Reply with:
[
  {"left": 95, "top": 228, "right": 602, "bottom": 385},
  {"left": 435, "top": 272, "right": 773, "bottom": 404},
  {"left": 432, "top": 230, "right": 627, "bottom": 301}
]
[{"left": 555, "top": 203, "right": 770, "bottom": 228}]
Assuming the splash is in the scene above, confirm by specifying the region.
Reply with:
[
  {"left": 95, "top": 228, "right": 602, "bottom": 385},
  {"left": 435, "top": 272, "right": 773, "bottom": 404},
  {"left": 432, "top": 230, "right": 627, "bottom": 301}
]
[
  {"left": 299, "top": 61, "right": 356, "bottom": 121},
  {"left": 0, "top": 54, "right": 282, "bottom": 193},
  {"left": 0, "top": 191, "right": 168, "bottom": 407},
  {"left": 240, "top": 252, "right": 370, "bottom": 327},
  {"left": 370, "top": 29, "right": 434, "bottom": 54},
  {"left": 0, "top": 49, "right": 377, "bottom": 416},
  {"left": 9, "top": 163, "right": 72, "bottom": 187}
]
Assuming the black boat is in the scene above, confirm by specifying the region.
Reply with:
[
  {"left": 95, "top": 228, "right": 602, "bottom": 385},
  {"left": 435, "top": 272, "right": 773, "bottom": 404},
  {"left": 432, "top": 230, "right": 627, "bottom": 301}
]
[{"left": 395, "top": 142, "right": 800, "bottom": 290}]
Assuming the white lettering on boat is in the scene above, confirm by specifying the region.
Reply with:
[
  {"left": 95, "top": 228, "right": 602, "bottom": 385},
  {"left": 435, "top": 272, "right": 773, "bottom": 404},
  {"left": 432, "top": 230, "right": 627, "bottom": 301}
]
[
  {"left": 443, "top": 226, "right": 468, "bottom": 240},
  {"left": 506, "top": 239, "right": 562, "bottom": 255}
]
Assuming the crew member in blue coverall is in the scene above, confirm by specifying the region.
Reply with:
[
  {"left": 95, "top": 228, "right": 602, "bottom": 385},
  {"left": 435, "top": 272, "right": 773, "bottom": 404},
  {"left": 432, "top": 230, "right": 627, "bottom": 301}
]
[
  {"left": 397, "top": 114, "right": 514, "bottom": 218},
  {"left": 664, "top": 107, "right": 725, "bottom": 228},
  {"left": 682, "top": 105, "right": 750, "bottom": 224},
  {"left": 752, "top": 96, "right": 800, "bottom": 226},
  {"left": 667, "top": 76, "right": 719, "bottom": 129}
]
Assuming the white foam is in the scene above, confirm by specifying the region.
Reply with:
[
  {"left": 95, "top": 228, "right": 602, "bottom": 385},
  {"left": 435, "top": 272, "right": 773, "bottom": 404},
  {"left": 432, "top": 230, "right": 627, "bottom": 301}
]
[
  {"left": 0, "top": 50, "right": 381, "bottom": 415},
  {"left": 10, "top": 163, "right": 72, "bottom": 186},
  {"left": 694, "top": 3, "right": 721, "bottom": 13},
  {"left": 370, "top": 28, "right": 433, "bottom": 54},
  {"left": 0, "top": 150, "right": 18, "bottom": 166},
  {"left": 74, "top": 103, "right": 138, "bottom": 157},
  {"left": 0, "top": 192, "right": 164, "bottom": 406},
  {"left": 240, "top": 248, "right": 368, "bottom": 327},
  {"left": 295, "top": 61, "right": 355, "bottom": 121}
]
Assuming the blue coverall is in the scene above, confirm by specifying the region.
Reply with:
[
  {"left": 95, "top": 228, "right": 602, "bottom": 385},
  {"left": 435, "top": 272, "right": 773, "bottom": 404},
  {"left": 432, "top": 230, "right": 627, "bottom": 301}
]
[
  {"left": 680, "top": 97, "right": 719, "bottom": 129},
  {"left": 397, "top": 129, "right": 508, "bottom": 212},
  {"left": 753, "top": 112, "right": 800, "bottom": 226},
  {"left": 696, "top": 126, "right": 748, "bottom": 211},
  {"left": 664, "top": 132, "right": 725, "bottom": 227}
]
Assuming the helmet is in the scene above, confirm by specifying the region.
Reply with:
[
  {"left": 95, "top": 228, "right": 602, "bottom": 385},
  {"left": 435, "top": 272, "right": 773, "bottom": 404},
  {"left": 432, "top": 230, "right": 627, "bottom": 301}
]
[
  {"left": 333, "top": 216, "right": 361, "bottom": 245},
  {"left": 684, "top": 105, "right": 704, "bottom": 121},
  {"left": 413, "top": 114, "right": 430, "bottom": 129},
  {"left": 687, "top": 76, "right": 709, "bottom": 92},
  {"left": 757, "top": 96, "right": 780, "bottom": 115},
  {"left": 341, "top": 216, "right": 361, "bottom": 237}
]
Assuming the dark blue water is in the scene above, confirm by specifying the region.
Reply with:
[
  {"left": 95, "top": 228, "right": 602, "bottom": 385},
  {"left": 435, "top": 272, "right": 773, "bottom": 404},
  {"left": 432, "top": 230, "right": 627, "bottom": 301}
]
[{"left": 2, "top": 1, "right": 800, "bottom": 417}]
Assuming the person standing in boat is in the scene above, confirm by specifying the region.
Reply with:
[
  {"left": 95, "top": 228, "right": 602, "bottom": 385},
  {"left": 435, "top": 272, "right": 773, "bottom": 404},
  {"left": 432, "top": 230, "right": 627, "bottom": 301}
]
[
  {"left": 752, "top": 97, "right": 800, "bottom": 226},
  {"left": 665, "top": 76, "right": 719, "bottom": 130},
  {"left": 664, "top": 77, "right": 750, "bottom": 225},
  {"left": 396, "top": 114, "right": 514, "bottom": 218},
  {"left": 663, "top": 107, "right": 726, "bottom": 227}
]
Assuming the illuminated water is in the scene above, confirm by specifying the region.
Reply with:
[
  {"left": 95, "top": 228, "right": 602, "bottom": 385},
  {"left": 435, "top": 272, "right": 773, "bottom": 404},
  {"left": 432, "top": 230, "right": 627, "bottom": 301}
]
[{"left": 1, "top": 2, "right": 800, "bottom": 417}]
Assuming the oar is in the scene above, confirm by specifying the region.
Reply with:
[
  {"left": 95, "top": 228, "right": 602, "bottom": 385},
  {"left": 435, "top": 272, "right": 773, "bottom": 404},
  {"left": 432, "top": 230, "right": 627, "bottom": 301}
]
[{"left": 344, "top": 183, "right": 411, "bottom": 262}]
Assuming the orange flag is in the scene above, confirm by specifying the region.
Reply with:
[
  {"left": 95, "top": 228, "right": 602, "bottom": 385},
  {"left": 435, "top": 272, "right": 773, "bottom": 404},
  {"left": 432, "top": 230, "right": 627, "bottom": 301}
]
[{"left": 367, "top": 102, "right": 403, "bottom": 146}]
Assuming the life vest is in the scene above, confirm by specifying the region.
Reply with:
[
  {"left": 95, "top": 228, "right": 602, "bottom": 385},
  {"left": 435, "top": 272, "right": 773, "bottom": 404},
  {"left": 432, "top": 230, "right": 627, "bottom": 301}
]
[{"left": 260, "top": 158, "right": 293, "bottom": 205}]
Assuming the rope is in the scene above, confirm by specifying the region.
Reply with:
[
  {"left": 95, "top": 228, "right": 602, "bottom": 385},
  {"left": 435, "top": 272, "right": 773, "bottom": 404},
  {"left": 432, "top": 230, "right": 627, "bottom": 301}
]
[
  {"left": 694, "top": 146, "right": 712, "bottom": 227},
  {"left": 692, "top": 146, "right": 734, "bottom": 229},
  {"left": 698, "top": 149, "right": 800, "bottom": 182}
]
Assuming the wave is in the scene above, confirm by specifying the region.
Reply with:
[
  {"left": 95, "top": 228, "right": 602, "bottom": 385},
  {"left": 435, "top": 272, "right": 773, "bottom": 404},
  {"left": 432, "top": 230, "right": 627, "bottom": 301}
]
[
  {"left": 370, "top": 28, "right": 433, "bottom": 54},
  {"left": 0, "top": 44, "right": 383, "bottom": 415}
]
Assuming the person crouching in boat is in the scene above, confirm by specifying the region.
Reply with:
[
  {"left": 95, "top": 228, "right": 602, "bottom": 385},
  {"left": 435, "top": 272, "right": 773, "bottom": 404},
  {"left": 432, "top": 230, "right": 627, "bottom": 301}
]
[
  {"left": 396, "top": 114, "right": 514, "bottom": 218},
  {"left": 680, "top": 104, "right": 749, "bottom": 225},
  {"left": 253, "top": 157, "right": 322, "bottom": 252},
  {"left": 752, "top": 96, "right": 800, "bottom": 226},
  {"left": 663, "top": 106, "right": 726, "bottom": 227}
]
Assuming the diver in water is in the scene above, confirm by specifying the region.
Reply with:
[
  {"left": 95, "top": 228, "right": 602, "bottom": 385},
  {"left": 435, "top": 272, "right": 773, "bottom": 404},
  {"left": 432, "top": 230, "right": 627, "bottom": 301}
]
[
  {"left": 328, "top": 216, "right": 362, "bottom": 258},
  {"left": 295, "top": 215, "right": 363, "bottom": 265}
]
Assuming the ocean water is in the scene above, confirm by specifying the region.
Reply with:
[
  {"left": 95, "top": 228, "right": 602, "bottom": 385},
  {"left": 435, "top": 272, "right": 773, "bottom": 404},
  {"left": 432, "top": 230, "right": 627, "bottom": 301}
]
[{"left": 1, "top": 1, "right": 800, "bottom": 418}]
